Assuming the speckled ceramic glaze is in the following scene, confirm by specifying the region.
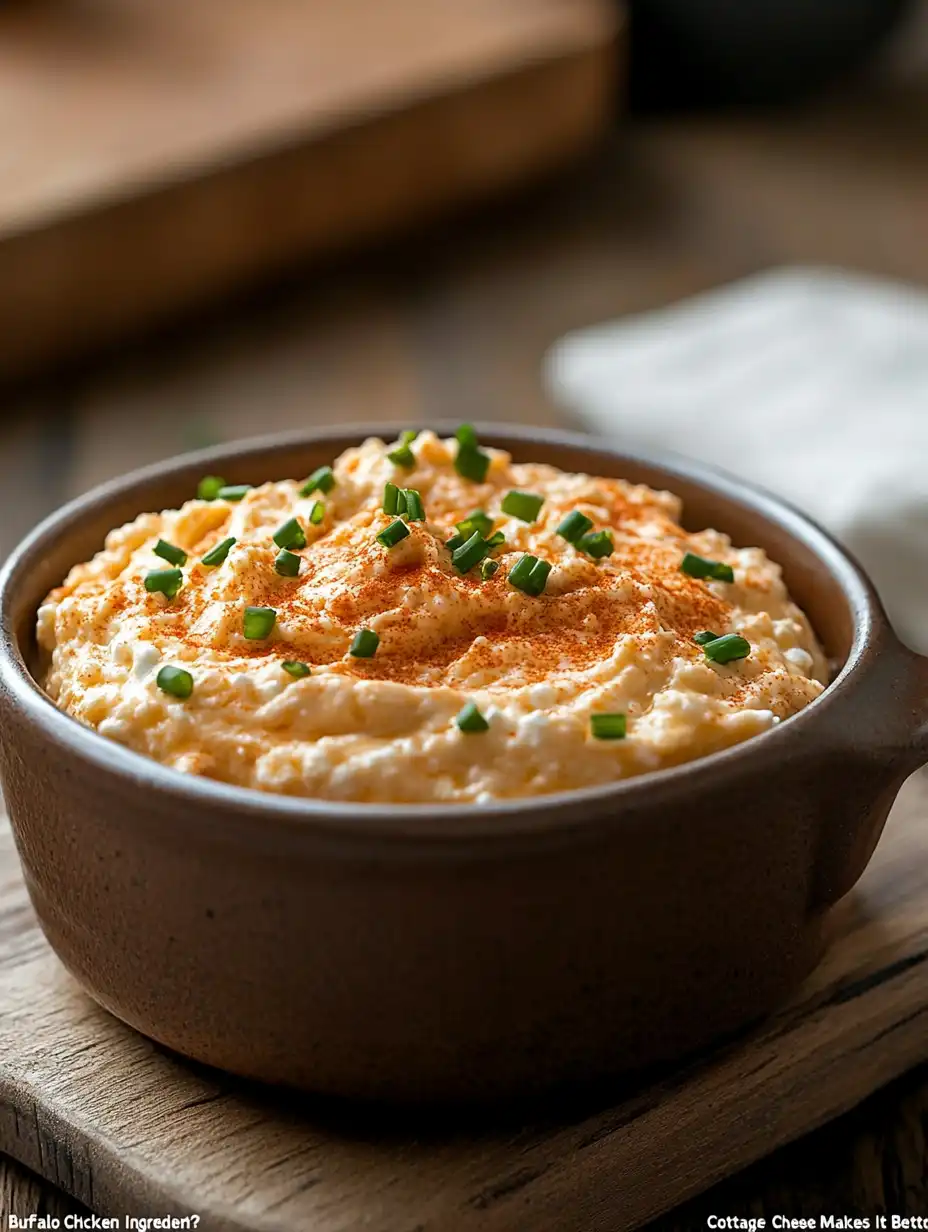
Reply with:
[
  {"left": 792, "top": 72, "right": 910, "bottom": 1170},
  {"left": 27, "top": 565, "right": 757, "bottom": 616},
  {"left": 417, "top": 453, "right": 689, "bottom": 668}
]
[{"left": 2, "top": 425, "right": 927, "bottom": 1103}]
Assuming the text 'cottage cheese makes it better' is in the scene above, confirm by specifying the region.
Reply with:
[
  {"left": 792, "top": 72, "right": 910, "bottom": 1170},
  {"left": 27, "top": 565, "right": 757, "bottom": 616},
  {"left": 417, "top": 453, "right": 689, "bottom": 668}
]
[{"left": 37, "top": 428, "right": 827, "bottom": 804}]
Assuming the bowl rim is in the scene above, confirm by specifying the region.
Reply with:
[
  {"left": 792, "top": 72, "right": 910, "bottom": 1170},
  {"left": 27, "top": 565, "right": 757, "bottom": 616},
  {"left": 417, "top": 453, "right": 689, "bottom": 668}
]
[{"left": 0, "top": 422, "right": 887, "bottom": 840}]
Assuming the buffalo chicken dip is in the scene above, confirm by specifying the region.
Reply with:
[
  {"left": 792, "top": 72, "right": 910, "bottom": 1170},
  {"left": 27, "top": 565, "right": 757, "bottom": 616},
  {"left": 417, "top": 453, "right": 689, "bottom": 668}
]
[{"left": 38, "top": 429, "right": 827, "bottom": 803}]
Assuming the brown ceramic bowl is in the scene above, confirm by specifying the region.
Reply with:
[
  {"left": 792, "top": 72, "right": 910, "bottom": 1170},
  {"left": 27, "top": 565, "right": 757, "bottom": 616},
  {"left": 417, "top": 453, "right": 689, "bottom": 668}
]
[{"left": 1, "top": 424, "right": 927, "bottom": 1104}]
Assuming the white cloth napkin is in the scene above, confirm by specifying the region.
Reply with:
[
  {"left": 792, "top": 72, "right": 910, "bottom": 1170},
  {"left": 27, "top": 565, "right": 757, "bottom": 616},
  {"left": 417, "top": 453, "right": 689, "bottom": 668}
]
[{"left": 545, "top": 267, "right": 928, "bottom": 653}]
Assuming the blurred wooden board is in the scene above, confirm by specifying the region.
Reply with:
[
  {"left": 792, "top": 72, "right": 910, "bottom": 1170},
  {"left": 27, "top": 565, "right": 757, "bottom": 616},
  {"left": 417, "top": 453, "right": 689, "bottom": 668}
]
[
  {"left": 3, "top": 771, "right": 928, "bottom": 1230},
  {"left": 0, "top": 0, "right": 618, "bottom": 381}
]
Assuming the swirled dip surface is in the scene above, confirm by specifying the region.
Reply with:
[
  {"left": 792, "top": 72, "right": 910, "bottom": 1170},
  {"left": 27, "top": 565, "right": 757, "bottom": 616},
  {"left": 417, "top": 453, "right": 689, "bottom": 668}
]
[{"left": 38, "top": 432, "right": 827, "bottom": 803}]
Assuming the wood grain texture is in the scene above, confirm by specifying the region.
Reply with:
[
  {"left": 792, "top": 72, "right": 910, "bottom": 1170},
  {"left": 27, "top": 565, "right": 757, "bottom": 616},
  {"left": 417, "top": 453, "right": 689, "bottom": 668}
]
[
  {"left": 2, "top": 769, "right": 928, "bottom": 1230},
  {"left": 0, "top": 1154, "right": 87, "bottom": 1221},
  {"left": 0, "top": 0, "right": 618, "bottom": 381}
]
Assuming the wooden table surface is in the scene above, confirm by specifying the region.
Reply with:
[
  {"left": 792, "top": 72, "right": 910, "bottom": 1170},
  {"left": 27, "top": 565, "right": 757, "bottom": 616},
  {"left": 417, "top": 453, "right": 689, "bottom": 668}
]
[{"left": 3, "top": 77, "right": 928, "bottom": 1224}]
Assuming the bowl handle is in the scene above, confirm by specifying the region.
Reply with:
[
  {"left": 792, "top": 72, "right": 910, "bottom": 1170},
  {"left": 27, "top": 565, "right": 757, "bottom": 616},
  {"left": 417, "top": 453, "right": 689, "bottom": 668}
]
[{"left": 811, "top": 642, "right": 928, "bottom": 909}]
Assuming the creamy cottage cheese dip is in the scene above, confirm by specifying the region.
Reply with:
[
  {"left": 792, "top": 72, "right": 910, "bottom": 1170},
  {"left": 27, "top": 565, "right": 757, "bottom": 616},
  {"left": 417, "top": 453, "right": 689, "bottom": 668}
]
[{"left": 37, "top": 429, "right": 827, "bottom": 804}]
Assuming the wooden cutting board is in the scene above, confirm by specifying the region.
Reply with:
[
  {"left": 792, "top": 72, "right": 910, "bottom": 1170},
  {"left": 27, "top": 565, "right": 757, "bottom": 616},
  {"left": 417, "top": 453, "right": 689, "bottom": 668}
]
[
  {"left": 0, "top": 0, "right": 618, "bottom": 382},
  {"left": 3, "top": 771, "right": 928, "bottom": 1230}
]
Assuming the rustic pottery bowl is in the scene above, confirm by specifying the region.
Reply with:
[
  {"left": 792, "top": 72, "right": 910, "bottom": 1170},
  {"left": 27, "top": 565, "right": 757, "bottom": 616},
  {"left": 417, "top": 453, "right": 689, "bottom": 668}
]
[{"left": 1, "top": 425, "right": 926, "bottom": 1103}]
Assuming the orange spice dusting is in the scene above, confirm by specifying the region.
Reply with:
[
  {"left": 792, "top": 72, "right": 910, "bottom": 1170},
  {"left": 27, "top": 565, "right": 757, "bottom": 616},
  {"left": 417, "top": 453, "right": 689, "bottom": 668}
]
[{"left": 142, "top": 467, "right": 738, "bottom": 688}]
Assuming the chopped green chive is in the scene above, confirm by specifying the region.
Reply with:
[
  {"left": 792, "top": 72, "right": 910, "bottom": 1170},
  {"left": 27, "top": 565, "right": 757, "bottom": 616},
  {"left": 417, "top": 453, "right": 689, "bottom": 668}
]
[
  {"left": 144, "top": 568, "right": 183, "bottom": 599},
  {"left": 454, "top": 424, "right": 491, "bottom": 484},
  {"left": 453, "top": 448, "right": 488, "bottom": 485},
  {"left": 508, "top": 554, "right": 552, "bottom": 597},
  {"left": 703, "top": 633, "right": 750, "bottom": 664},
  {"left": 217, "top": 484, "right": 252, "bottom": 502},
  {"left": 528, "top": 559, "right": 552, "bottom": 595},
  {"left": 153, "top": 539, "right": 187, "bottom": 567},
  {"left": 377, "top": 519, "right": 411, "bottom": 549},
  {"left": 243, "top": 606, "right": 277, "bottom": 640},
  {"left": 456, "top": 702, "right": 489, "bottom": 734},
  {"left": 197, "top": 475, "right": 225, "bottom": 501},
  {"left": 590, "top": 713, "right": 627, "bottom": 740},
  {"left": 383, "top": 482, "right": 406, "bottom": 516},
  {"left": 387, "top": 446, "right": 414, "bottom": 468},
  {"left": 556, "top": 510, "right": 594, "bottom": 545},
  {"left": 309, "top": 500, "right": 325, "bottom": 526},
  {"left": 455, "top": 447, "right": 491, "bottom": 484},
  {"left": 387, "top": 430, "right": 418, "bottom": 468},
  {"left": 282, "top": 660, "right": 311, "bottom": 679},
  {"left": 301, "top": 466, "right": 335, "bottom": 497},
  {"left": 694, "top": 630, "right": 721, "bottom": 645},
  {"left": 452, "top": 530, "right": 488, "bottom": 574},
  {"left": 403, "top": 488, "right": 425, "bottom": 521},
  {"left": 680, "top": 552, "right": 734, "bottom": 583},
  {"left": 273, "top": 517, "right": 306, "bottom": 551},
  {"left": 485, "top": 530, "right": 505, "bottom": 550},
  {"left": 456, "top": 510, "right": 494, "bottom": 540},
  {"left": 274, "top": 548, "right": 301, "bottom": 577},
  {"left": 501, "top": 490, "right": 545, "bottom": 523},
  {"left": 481, "top": 558, "right": 500, "bottom": 580},
  {"left": 508, "top": 554, "right": 537, "bottom": 592},
  {"left": 578, "top": 530, "right": 614, "bottom": 559},
  {"left": 446, "top": 533, "right": 466, "bottom": 553},
  {"left": 387, "top": 447, "right": 414, "bottom": 468},
  {"left": 201, "top": 537, "right": 236, "bottom": 566},
  {"left": 156, "top": 665, "right": 194, "bottom": 699},
  {"left": 350, "top": 629, "right": 379, "bottom": 658}
]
